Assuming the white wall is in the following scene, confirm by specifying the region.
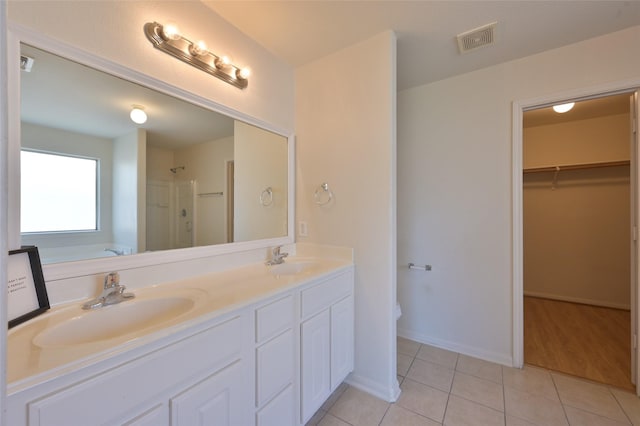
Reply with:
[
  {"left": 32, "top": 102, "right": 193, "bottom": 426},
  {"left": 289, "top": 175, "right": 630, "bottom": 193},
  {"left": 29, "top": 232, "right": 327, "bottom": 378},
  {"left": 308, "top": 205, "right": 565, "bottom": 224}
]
[
  {"left": 174, "top": 136, "right": 233, "bottom": 245},
  {"left": 397, "top": 25, "right": 640, "bottom": 365},
  {"left": 524, "top": 166, "right": 630, "bottom": 308},
  {"left": 234, "top": 121, "right": 288, "bottom": 242},
  {"left": 524, "top": 114, "right": 631, "bottom": 168},
  {"left": 295, "top": 31, "right": 398, "bottom": 401},
  {"left": 146, "top": 146, "right": 175, "bottom": 182},
  {"left": 112, "top": 129, "right": 145, "bottom": 253}
]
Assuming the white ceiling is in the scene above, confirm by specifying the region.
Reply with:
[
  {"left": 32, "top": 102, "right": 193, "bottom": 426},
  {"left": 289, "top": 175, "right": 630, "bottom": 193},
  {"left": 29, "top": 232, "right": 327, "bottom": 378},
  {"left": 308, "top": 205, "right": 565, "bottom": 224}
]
[{"left": 204, "top": 1, "right": 640, "bottom": 91}]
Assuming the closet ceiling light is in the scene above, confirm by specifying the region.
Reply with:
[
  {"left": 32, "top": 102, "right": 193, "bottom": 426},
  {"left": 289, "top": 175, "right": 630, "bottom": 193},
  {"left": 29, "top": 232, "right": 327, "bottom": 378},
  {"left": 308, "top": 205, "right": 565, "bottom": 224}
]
[{"left": 553, "top": 102, "right": 575, "bottom": 113}]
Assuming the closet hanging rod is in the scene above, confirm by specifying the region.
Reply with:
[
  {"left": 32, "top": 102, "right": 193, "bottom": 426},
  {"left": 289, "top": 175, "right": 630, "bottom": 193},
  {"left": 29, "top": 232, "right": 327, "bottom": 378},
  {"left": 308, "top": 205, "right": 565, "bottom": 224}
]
[{"left": 523, "top": 160, "right": 630, "bottom": 174}]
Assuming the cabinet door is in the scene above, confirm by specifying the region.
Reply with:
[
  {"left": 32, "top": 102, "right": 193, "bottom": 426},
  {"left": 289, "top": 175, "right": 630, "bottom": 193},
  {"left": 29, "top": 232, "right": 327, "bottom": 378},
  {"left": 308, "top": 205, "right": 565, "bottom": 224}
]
[
  {"left": 331, "top": 295, "right": 354, "bottom": 390},
  {"left": 171, "top": 360, "right": 249, "bottom": 426},
  {"left": 300, "top": 309, "right": 331, "bottom": 424},
  {"left": 121, "top": 404, "right": 169, "bottom": 426}
]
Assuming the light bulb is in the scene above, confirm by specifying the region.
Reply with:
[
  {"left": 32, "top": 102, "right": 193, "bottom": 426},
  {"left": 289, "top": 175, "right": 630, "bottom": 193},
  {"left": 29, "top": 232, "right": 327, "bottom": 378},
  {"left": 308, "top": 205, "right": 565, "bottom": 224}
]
[
  {"left": 130, "top": 106, "right": 147, "bottom": 124},
  {"left": 190, "top": 40, "right": 208, "bottom": 57},
  {"left": 161, "top": 22, "right": 181, "bottom": 41},
  {"left": 236, "top": 67, "right": 251, "bottom": 80},
  {"left": 553, "top": 102, "right": 575, "bottom": 113},
  {"left": 215, "top": 55, "right": 232, "bottom": 69}
]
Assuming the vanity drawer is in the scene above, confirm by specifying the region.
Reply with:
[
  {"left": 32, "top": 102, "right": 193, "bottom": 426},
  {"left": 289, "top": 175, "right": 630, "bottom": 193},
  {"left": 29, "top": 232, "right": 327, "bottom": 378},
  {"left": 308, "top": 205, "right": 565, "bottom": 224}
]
[
  {"left": 255, "top": 295, "right": 294, "bottom": 343},
  {"left": 256, "top": 329, "right": 294, "bottom": 407},
  {"left": 301, "top": 272, "right": 352, "bottom": 319}
]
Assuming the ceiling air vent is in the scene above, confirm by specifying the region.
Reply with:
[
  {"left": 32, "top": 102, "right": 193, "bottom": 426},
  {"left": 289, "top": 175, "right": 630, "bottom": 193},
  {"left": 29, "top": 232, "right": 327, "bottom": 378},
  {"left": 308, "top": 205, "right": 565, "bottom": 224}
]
[
  {"left": 20, "top": 55, "right": 34, "bottom": 72},
  {"left": 456, "top": 22, "right": 497, "bottom": 54}
]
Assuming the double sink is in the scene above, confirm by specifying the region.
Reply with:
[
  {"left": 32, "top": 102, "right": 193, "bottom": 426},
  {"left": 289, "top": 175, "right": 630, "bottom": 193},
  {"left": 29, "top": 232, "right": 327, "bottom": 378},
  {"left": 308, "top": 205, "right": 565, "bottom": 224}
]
[{"left": 20, "top": 258, "right": 320, "bottom": 350}]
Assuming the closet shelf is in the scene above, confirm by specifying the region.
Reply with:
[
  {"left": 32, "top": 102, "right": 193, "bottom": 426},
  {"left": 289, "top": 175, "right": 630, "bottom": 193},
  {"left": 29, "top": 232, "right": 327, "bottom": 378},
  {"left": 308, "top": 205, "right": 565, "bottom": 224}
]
[{"left": 523, "top": 160, "right": 630, "bottom": 174}]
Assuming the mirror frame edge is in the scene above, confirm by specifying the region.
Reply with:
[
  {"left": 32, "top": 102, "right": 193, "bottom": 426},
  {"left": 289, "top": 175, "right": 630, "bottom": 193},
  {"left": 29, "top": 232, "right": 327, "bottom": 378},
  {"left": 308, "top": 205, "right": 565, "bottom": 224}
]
[{"left": 7, "top": 23, "right": 296, "bottom": 282}]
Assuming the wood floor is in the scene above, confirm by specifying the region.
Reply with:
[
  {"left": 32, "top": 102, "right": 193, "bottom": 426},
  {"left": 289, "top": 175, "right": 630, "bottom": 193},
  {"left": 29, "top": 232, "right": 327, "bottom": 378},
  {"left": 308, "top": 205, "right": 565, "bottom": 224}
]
[{"left": 524, "top": 296, "right": 633, "bottom": 390}]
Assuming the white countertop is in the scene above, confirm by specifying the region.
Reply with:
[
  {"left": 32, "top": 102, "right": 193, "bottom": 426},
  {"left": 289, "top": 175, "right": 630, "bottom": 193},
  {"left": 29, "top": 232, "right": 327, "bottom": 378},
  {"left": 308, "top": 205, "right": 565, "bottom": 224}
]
[{"left": 8, "top": 255, "right": 353, "bottom": 394}]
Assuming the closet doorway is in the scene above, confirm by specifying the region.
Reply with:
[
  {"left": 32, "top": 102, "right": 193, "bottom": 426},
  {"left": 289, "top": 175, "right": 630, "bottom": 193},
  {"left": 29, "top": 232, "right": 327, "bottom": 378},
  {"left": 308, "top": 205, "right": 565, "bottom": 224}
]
[{"left": 522, "top": 93, "right": 635, "bottom": 390}]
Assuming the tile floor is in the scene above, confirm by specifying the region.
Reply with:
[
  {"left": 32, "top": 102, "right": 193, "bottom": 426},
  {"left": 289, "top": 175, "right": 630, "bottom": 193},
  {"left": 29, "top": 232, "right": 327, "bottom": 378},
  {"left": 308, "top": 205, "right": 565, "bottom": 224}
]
[{"left": 305, "top": 337, "right": 640, "bottom": 426}]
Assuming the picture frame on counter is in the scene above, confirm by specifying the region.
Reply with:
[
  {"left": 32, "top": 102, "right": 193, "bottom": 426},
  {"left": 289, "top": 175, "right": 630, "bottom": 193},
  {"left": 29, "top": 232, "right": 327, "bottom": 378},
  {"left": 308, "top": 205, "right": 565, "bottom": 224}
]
[{"left": 7, "top": 246, "right": 50, "bottom": 328}]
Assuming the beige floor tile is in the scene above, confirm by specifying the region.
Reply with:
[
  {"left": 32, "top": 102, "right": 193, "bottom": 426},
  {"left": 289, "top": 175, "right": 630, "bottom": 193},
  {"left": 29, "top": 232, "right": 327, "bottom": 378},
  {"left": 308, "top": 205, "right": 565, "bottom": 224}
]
[
  {"left": 564, "top": 405, "right": 630, "bottom": 425},
  {"left": 306, "top": 409, "right": 327, "bottom": 426},
  {"left": 396, "top": 378, "right": 449, "bottom": 422},
  {"left": 393, "top": 338, "right": 640, "bottom": 426},
  {"left": 443, "top": 395, "right": 505, "bottom": 426},
  {"left": 416, "top": 344, "right": 458, "bottom": 369},
  {"left": 329, "top": 386, "right": 390, "bottom": 426},
  {"left": 399, "top": 337, "right": 421, "bottom": 357},
  {"left": 406, "top": 358, "right": 455, "bottom": 392},
  {"left": 451, "top": 371, "right": 504, "bottom": 411},
  {"left": 318, "top": 413, "right": 351, "bottom": 426},
  {"left": 503, "top": 365, "right": 560, "bottom": 402},
  {"left": 398, "top": 352, "right": 414, "bottom": 376},
  {"left": 504, "top": 386, "right": 568, "bottom": 426},
  {"left": 611, "top": 388, "right": 640, "bottom": 425},
  {"left": 506, "top": 415, "right": 538, "bottom": 426},
  {"left": 456, "top": 354, "right": 503, "bottom": 384},
  {"left": 381, "top": 404, "right": 441, "bottom": 426},
  {"left": 552, "top": 373, "right": 628, "bottom": 423},
  {"left": 321, "top": 382, "right": 349, "bottom": 411}
]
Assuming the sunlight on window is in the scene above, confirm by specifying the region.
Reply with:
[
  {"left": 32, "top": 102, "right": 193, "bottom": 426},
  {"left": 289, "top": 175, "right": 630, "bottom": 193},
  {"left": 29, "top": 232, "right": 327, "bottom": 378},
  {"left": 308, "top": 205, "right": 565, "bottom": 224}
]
[{"left": 21, "top": 150, "right": 98, "bottom": 233}]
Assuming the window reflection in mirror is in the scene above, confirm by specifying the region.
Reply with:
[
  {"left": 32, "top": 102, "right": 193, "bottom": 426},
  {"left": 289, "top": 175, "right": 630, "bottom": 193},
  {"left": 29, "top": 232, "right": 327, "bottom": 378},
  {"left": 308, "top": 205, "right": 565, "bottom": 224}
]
[{"left": 20, "top": 44, "right": 288, "bottom": 264}]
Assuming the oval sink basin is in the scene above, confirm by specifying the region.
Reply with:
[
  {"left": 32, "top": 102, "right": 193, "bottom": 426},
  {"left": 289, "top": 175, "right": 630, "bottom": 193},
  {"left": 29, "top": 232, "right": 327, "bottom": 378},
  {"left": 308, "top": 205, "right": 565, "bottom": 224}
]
[
  {"left": 269, "top": 261, "right": 317, "bottom": 276},
  {"left": 34, "top": 294, "right": 199, "bottom": 348}
]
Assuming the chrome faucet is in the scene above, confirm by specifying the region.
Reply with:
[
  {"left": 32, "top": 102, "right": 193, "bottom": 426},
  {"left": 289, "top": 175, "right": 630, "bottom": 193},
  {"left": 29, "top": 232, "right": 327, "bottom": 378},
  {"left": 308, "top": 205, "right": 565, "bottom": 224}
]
[
  {"left": 82, "top": 272, "right": 135, "bottom": 310},
  {"left": 266, "top": 246, "right": 288, "bottom": 266}
]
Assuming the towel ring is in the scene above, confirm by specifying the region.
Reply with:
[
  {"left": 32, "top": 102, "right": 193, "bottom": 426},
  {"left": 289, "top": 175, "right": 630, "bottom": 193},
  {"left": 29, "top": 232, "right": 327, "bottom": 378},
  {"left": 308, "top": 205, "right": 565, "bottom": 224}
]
[
  {"left": 260, "top": 187, "right": 273, "bottom": 206},
  {"left": 314, "top": 182, "right": 333, "bottom": 206}
]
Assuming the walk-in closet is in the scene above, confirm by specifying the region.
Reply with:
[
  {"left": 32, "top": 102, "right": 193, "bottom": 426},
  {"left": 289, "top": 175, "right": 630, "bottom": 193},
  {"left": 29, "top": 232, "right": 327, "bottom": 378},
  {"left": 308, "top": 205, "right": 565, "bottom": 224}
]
[{"left": 523, "top": 93, "right": 633, "bottom": 390}]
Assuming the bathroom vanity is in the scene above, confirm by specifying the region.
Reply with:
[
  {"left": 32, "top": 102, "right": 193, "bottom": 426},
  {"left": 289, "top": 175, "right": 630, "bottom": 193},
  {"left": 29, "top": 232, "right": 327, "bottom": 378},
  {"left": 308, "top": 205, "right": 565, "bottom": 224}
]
[{"left": 6, "top": 254, "right": 354, "bottom": 426}]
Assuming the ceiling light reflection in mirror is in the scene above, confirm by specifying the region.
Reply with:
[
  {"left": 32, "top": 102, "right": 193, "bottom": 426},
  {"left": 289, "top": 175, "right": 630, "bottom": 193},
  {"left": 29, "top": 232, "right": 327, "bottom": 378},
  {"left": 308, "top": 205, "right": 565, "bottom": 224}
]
[{"left": 20, "top": 43, "right": 288, "bottom": 264}]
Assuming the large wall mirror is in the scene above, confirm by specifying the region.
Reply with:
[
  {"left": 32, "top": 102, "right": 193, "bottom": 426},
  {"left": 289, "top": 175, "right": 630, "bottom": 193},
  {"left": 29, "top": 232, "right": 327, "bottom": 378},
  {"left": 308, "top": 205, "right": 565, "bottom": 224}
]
[{"left": 16, "top": 42, "right": 291, "bottom": 266}]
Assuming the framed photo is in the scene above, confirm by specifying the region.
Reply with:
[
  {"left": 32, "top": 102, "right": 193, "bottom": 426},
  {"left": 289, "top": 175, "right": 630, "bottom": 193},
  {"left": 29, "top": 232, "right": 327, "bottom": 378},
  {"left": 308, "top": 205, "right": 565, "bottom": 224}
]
[{"left": 7, "top": 246, "right": 50, "bottom": 329}]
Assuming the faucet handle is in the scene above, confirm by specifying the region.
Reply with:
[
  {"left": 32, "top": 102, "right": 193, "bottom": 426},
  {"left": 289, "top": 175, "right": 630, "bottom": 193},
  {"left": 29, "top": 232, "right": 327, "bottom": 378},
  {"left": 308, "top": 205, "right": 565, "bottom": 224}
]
[
  {"left": 104, "top": 272, "right": 120, "bottom": 289},
  {"left": 272, "top": 246, "right": 282, "bottom": 256}
]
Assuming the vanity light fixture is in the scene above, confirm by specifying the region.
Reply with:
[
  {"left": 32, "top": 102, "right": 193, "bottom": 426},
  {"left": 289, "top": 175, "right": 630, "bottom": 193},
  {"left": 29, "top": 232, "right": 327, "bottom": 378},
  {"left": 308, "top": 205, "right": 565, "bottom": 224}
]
[
  {"left": 130, "top": 105, "right": 147, "bottom": 124},
  {"left": 144, "top": 21, "right": 250, "bottom": 89},
  {"left": 552, "top": 102, "right": 575, "bottom": 113}
]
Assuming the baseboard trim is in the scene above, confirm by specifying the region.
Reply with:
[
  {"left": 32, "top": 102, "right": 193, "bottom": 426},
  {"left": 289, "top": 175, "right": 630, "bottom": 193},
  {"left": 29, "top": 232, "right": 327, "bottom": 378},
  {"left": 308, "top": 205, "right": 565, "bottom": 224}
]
[
  {"left": 397, "top": 328, "right": 514, "bottom": 367},
  {"left": 345, "top": 373, "right": 401, "bottom": 403},
  {"left": 524, "top": 291, "right": 630, "bottom": 311}
]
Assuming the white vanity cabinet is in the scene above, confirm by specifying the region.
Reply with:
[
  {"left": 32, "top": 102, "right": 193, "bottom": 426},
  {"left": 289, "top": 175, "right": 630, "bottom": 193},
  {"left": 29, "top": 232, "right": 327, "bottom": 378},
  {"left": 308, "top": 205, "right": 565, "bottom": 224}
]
[
  {"left": 7, "top": 262, "right": 355, "bottom": 426},
  {"left": 8, "top": 313, "right": 253, "bottom": 426},
  {"left": 300, "top": 270, "right": 354, "bottom": 424}
]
